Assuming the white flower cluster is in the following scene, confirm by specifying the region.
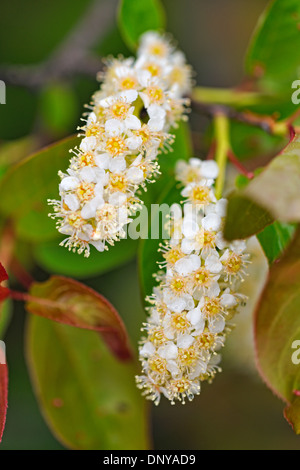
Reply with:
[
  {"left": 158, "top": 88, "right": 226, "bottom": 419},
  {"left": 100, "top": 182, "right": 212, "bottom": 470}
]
[
  {"left": 136, "top": 158, "right": 250, "bottom": 405},
  {"left": 49, "top": 31, "right": 192, "bottom": 256}
]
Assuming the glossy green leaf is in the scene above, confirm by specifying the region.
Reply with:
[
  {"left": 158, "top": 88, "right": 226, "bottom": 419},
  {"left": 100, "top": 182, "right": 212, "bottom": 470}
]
[
  {"left": 33, "top": 237, "right": 137, "bottom": 279},
  {"left": 255, "top": 228, "right": 300, "bottom": 432},
  {"left": 0, "top": 135, "right": 79, "bottom": 242},
  {"left": 26, "top": 315, "right": 149, "bottom": 449},
  {"left": 26, "top": 276, "right": 132, "bottom": 361},
  {"left": 246, "top": 0, "right": 300, "bottom": 92},
  {"left": 118, "top": 0, "right": 165, "bottom": 50},
  {"left": 257, "top": 221, "right": 296, "bottom": 264},
  {"left": 223, "top": 194, "right": 274, "bottom": 241}
]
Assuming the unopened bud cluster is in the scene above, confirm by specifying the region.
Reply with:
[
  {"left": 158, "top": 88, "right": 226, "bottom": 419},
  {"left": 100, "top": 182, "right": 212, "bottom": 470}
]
[
  {"left": 49, "top": 32, "right": 192, "bottom": 256},
  {"left": 136, "top": 158, "right": 250, "bottom": 405}
]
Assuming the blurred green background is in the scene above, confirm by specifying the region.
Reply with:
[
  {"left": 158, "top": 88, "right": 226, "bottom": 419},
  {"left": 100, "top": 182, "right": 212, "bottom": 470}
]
[{"left": 1, "top": 0, "right": 300, "bottom": 450}]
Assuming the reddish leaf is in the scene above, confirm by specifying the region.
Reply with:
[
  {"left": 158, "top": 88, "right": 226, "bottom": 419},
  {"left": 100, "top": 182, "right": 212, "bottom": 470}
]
[
  {"left": 25, "top": 276, "right": 133, "bottom": 362},
  {"left": 0, "top": 363, "right": 8, "bottom": 443},
  {"left": 284, "top": 396, "right": 300, "bottom": 435},
  {"left": 0, "top": 264, "right": 8, "bottom": 283},
  {"left": 254, "top": 228, "right": 300, "bottom": 431},
  {"left": 0, "top": 264, "right": 9, "bottom": 303}
]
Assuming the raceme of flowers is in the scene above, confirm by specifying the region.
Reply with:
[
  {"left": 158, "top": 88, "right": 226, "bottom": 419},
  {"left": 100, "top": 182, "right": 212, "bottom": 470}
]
[
  {"left": 136, "top": 158, "right": 250, "bottom": 405},
  {"left": 48, "top": 31, "right": 193, "bottom": 257}
]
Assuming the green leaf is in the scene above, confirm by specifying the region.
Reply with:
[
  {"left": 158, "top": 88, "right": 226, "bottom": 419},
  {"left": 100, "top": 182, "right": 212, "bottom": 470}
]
[
  {"left": 26, "top": 276, "right": 133, "bottom": 361},
  {"left": 246, "top": 0, "right": 300, "bottom": 92},
  {"left": 0, "top": 135, "right": 79, "bottom": 242},
  {"left": 257, "top": 221, "right": 296, "bottom": 264},
  {"left": 255, "top": 228, "right": 300, "bottom": 431},
  {"left": 224, "top": 134, "right": 300, "bottom": 240},
  {"left": 33, "top": 237, "right": 137, "bottom": 279},
  {"left": 244, "top": 134, "right": 300, "bottom": 222},
  {"left": 223, "top": 194, "right": 274, "bottom": 241},
  {"left": 26, "top": 315, "right": 149, "bottom": 449},
  {"left": 118, "top": 0, "right": 165, "bottom": 51}
]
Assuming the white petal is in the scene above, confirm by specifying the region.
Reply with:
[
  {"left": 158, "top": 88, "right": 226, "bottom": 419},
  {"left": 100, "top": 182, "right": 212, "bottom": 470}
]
[
  {"left": 105, "top": 119, "right": 125, "bottom": 136},
  {"left": 182, "top": 294, "right": 195, "bottom": 310},
  {"left": 60, "top": 176, "right": 78, "bottom": 191},
  {"left": 189, "top": 254, "right": 201, "bottom": 270},
  {"left": 207, "top": 281, "right": 220, "bottom": 298},
  {"left": 220, "top": 293, "right": 237, "bottom": 308},
  {"left": 181, "top": 238, "right": 196, "bottom": 255},
  {"left": 126, "top": 136, "right": 143, "bottom": 150},
  {"left": 190, "top": 361, "right": 207, "bottom": 379},
  {"left": 119, "top": 89, "right": 138, "bottom": 103},
  {"left": 208, "top": 315, "right": 225, "bottom": 334},
  {"left": 174, "top": 257, "right": 194, "bottom": 276},
  {"left": 202, "top": 213, "right": 221, "bottom": 232},
  {"left": 215, "top": 198, "right": 228, "bottom": 217},
  {"left": 124, "top": 114, "right": 141, "bottom": 130},
  {"left": 148, "top": 104, "right": 166, "bottom": 121},
  {"left": 182, "top": 219, "right": 199, "bottom": 238},
  {"left": 94, "top": 153, "right": 110, "bottom": 170},
  {"left": 99, "top": 95, "right": 114, "bottom": 107},
  {"left": 79, "top": 166, "right": 97, "bottom": 183},
  {"left": 64, "top": 194, "right": 80, "bottom": 211},
  {"left": 81, "top": 196, "right": 103, "bottom": 219},
  {"left": 137, "top": 69, "right": 151, "bottom": 88},
  {"left": 166, "top": 360, "right": 179, "bottom": 377},
  {"left": 126, "top": 167, "right": 144, "bottom": 184},
  {"left": 109, "top": 192, "right": 127, "bottom": 206},
  {"left": 80, "top": 136, "right": 96, "bottom": 152},
  {"left": 230, "top": 240, "right": 247, "bottom": 254},
  {"left": 108, "top": 157, "right": 126, "bottom": 173},
  {"left": 215, "top": 231, "right": 228, "bottom": 250},
  {"left": 158, "top": 342, "right": 178, "bottom": 360},
  {"left": 177, "top": 334, "right": 194, "bottom": 349},
  {"left": 148, "top": 118, "right": 165, "bottom": 132},
  {"left": 87, "top": 112, "right": 97, "bottom": 125},
  {"left": 90, "top": 240, "right": 105, "bottom": 252},
  {"left": 140, "top": 341, "right": 156, "bottom": 357},
  {"left": 200, "top": 160, "right": 219, "bottom": 179},
  {"left": 205, "top": 254, "right": 223, "bottom": 274},
  {"left": 186, "top": 307, "right": 201, "bottom": 325}
]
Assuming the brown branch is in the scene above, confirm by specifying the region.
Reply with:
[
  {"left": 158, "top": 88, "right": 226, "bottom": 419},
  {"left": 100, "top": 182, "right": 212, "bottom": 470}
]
[{"left": 0, "top": 0, "right": 118, "bottom": 89}]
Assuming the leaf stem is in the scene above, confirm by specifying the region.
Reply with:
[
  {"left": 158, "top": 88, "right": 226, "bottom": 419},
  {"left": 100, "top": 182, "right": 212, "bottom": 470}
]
[{"left": 214, "top": 113, "right": 230, "bottom": 199}]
